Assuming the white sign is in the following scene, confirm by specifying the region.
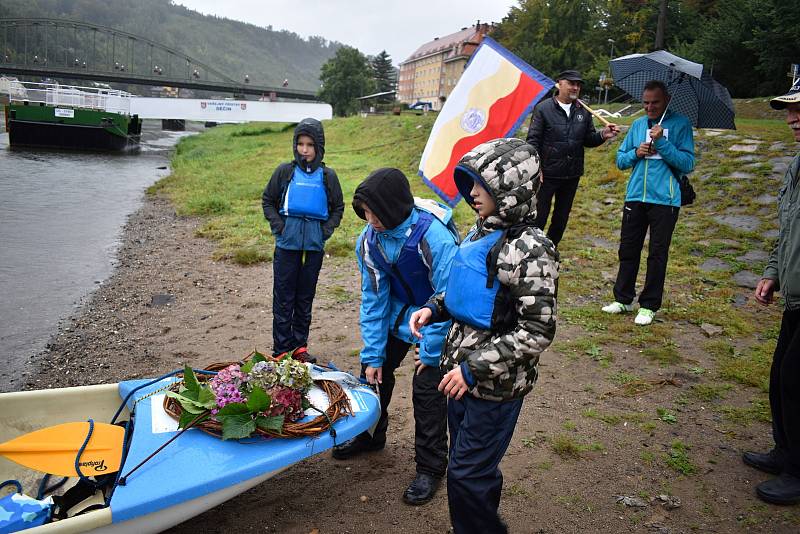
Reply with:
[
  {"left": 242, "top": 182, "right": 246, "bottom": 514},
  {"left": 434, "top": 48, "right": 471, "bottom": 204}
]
[
  {"left": 130, "top": 97, "right": 332, "bottom": 123},
  {"left": 54, "top": 108, "right": 74, "bottom": 118}
]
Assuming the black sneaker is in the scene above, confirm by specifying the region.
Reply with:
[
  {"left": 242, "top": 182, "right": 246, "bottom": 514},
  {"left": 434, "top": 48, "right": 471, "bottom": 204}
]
[
  {"left": 331, "top": 433, "right": 384, "bottom": 460},
  {"left": 402, "top": 473, "right": 441, "bottom": 505},
  {"left": 743, "top": 449, "right": 785, "bottom": 475}
]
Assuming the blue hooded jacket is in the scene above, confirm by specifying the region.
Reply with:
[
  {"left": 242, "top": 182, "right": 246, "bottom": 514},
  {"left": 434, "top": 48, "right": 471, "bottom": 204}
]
[
  {"left": 356, "top": 207, "right": 457, "bottom": 368},
  {"left": 616, "top": 110, "right": 695, "bottom": 207}
]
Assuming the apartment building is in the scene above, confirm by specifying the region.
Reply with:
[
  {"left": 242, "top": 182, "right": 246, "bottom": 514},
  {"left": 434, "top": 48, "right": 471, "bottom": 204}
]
[{"left": 398, "top": 22, "right": 493, "bottom": 110}]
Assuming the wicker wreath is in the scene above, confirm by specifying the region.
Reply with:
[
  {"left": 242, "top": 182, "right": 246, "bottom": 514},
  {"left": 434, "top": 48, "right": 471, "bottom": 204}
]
[{"left": 163, "top": 355, "right": 353, "bottom": 439}]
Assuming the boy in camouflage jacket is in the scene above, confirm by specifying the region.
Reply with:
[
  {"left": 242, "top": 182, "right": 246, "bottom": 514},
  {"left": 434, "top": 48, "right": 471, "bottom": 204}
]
[{"left": 410, "top": 138, "right": 559, "bottom": 533}]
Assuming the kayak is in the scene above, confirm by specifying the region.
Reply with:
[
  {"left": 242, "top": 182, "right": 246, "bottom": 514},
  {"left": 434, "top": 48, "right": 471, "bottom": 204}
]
[{"left": 0, "top": 369, "right": 379, "bottom": 533}]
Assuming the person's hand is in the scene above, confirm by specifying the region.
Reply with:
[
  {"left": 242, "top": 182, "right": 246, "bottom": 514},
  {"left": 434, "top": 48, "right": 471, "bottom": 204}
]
[
  {"left": 649, "top": 124, "right": 664, "bottom": 141},
  {"left": 365, "top": 366, "right": 383, "bottom": 385},
  {"left": 439, "top": 367, "right": 469, "bottom": 400},
  {"left": 636, "top": 142, "right": 655, "bottom": 158},
  {"left": 602, "top": 123, "right": 620, "bottom": 140},
  {"left": 409, "top": 308, "right": 432, "bottom": 339},
  {"left": 754, "top": 278, "right": 776, "bottom": 306},
  {"left": 414, "top": 358, "right": 428, "bottom": 376}
]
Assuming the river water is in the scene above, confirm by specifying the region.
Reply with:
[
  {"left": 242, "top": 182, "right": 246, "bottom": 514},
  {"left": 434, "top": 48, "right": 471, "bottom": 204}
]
[{"left": 0, "top": 118, "right": 195, "bottom": 391}]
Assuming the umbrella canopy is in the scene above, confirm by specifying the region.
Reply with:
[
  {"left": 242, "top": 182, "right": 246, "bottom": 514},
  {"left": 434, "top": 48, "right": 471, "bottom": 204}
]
[{"left": 610, "top": 50, "right": 736, "bottom": 129}]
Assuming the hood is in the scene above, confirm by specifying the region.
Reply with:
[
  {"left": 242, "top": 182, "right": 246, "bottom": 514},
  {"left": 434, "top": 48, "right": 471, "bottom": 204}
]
[
  {"left": 453, "top": 138, "right": 541, "bottom": 228},
  {"left": 352, "top": 168, "right": 415, "bottom": 230},
  {"left": 293, "top": 118, "right": 325, "bottom": 171}
]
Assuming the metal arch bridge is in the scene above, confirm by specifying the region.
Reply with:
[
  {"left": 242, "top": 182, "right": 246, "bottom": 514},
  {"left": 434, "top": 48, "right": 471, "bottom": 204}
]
[{"left": 0, "top": 18, "right": 318, "bottom": 101}]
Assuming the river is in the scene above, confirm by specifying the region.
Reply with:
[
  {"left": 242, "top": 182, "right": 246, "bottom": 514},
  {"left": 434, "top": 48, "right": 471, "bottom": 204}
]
[{"left": 0, "top": 118, "right": 195, "bottom": 391}]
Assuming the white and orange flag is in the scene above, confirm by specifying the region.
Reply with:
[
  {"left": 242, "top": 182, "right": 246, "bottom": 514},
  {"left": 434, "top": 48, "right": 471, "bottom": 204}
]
[{"left": 419, "top": 37, "right": 554, "bottom": 206}]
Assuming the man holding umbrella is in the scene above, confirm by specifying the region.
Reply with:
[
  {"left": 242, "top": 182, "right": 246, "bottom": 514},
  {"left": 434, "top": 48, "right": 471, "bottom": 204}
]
[
  {"left": 601, "top": 80, "right": 695, "bottom": 325},
  {"left": 743, "top": 80, "right": 800, "bottom": 505}
]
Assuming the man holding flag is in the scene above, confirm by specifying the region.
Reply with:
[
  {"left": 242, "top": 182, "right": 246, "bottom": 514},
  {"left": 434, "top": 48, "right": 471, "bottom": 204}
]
[{"left": 526, "top": 70, "right": 619, "bottom": 247}]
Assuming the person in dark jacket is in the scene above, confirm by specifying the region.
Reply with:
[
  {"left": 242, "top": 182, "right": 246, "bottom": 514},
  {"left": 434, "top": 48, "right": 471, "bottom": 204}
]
[
  {"left": 526, "top": 70, "right": 619, "bottom": 246},
  {"left": 742, "top": 80, "right": 800, "bottom": 505},
  {"left": 262, "top": 118, "right": 344, "bottom": 362}
]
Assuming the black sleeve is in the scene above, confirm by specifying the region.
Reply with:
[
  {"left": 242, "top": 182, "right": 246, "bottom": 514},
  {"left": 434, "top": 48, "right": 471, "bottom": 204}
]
[
  {"left": 321, "top": 168, "right": 345, "bottom": 240},
  {"left": 262, "top": 164, "right": 290, "bottom": 235},
  {"left": 583, "top": 111, "right": 605, "bottom": 148}
]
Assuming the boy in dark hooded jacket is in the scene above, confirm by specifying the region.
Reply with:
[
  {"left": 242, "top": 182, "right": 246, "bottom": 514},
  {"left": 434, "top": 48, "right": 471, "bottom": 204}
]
[
  {"left": 262, "top": 118, "right": 344, "bottom": 362},
  {"left": 410, "top": 138, "right": 559, "bottom": 533},
  {"left": 333, "top": 168, "right": 458, "bottom": 505}
]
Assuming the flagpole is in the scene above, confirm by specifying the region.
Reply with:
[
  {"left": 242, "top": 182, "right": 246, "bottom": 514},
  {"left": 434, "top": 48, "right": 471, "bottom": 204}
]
[{"left": 577, "top": 99, "right": 612, "bottom": 127}]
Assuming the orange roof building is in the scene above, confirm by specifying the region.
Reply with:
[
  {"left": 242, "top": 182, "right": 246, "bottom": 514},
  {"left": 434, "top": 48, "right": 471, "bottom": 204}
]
[{"left": 398, "top": 22, "right": 493, "bottom": 110}]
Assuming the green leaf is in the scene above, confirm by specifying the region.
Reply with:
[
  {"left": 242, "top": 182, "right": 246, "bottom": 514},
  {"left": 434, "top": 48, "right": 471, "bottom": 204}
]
[
  {"left": 197, "top": 386, "right": 217, "bottom": 409},
  {"left": 246, "top": 386, "right": 270, "bottom": 413},
  {"left": 217, "top": 402, "right": 250, "bottom": 416},
  {"left": 256, "top": 415, "right": 285, "bottom": 433},
  {"left": 251, "top": 350, "right": 267, "bottom": 363},
  {"left": 183, "top": 365, "right": 200, "bottom": 394},
  {"left": 220, "top": 413, "right": 256, "bottom": 440},
  {"left": 166, "top": 391, "right": 203, "bottom": 414},
  {"left": 178, "top": 409, "right": 209, "bottom": 429}
]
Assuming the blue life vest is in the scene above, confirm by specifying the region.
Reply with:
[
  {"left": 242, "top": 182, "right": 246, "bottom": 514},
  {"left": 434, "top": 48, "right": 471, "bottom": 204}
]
[
  {"left": 366, "top": 212, "right": 435, "bottom": 306},
  {"left": 444, "top": 229, "right": 504, "bottom": 330},
  {"left": 280, "top": 166, "right": 328, "bottom": 220}
]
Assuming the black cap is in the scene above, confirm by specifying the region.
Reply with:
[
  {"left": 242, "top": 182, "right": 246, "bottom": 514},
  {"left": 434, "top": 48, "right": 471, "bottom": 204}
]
[{"left": 556, "top": 70, "right": 584, "bottom": 83}]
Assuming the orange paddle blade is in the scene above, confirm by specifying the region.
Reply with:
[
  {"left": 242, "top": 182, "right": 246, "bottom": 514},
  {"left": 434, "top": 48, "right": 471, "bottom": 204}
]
[{"left": 0, "top": 422, "right": 125, "bottom": 477}]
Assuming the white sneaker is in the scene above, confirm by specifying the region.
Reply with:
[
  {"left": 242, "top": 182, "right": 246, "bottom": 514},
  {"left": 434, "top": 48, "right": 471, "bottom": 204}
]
[
  {"left": 601, "top": 301, "right": 634, "bottom": 314},
  {"left": 634, "top": 308, "right": 655, "bottom": 325}
]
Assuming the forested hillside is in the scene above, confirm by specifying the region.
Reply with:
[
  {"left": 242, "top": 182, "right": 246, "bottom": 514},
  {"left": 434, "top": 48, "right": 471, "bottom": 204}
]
[{"left": 0, "top": 0, "right": 341, "bottom": 90}]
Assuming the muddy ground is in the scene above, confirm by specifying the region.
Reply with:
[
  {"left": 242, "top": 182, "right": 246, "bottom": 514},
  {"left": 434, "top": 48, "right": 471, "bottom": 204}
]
[{"left": 27, "top": 194, "right": 797, "bottom": 533}]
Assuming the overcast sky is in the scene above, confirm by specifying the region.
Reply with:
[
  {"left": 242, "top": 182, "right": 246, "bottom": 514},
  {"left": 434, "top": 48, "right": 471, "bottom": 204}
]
[{"left": 175, "top": 0, "right": 518, "bottom": 63}]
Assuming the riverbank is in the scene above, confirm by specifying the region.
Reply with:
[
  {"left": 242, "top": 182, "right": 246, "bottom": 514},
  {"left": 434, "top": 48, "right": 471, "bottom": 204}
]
[{"left": 29, "top": 111, "right": 800, "bottom": 532}]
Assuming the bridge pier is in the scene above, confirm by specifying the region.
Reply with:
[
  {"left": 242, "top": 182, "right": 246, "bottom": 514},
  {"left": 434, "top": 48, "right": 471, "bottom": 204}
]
[{"left": 161, "top": 118, "right": 185, "bottom": 131}]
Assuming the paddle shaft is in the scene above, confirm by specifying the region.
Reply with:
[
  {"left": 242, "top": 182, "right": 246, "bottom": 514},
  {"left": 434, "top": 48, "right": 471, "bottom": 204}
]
[
  {"left": 578, "top": 100, "right": 612, "bottom": 127},
  {"left": 118, "top": 412, "right": 206, "bottom": 485}
]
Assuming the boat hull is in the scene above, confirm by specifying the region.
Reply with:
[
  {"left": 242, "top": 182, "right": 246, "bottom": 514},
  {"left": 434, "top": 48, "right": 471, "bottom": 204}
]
[
  {"left": 5, "top": 104, "right": 141, "bottom": 152},
  {"left": 1, "top": 374, "right": 380, "bottom": 533}
]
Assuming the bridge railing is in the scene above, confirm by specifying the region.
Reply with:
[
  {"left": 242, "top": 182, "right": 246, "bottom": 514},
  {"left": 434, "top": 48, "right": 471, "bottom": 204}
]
[{"left": 7, "top": 80, "right": 133, "bottom": 115}]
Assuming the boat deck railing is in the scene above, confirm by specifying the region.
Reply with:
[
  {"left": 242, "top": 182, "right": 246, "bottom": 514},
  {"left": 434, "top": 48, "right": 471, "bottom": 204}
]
[{"left": 6, "top": 80, "right": 134, "bottom": 115}]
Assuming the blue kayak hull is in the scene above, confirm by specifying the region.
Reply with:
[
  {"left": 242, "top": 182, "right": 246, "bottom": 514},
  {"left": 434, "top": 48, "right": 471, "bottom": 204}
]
[{"left": 107, "top": 378, "right": 379, "bottom": 530}]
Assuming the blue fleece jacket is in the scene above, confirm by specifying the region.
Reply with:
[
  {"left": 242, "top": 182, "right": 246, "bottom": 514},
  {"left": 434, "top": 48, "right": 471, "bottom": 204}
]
[
  {"left": 616, "top": 111, "right": 695, "bottom": 207},
  {"left": 356, "top": 208, "right": 457, "bottom": 368}
]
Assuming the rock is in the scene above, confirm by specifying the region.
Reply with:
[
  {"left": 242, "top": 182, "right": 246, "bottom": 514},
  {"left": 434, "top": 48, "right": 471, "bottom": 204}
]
[
  {"left": 149, "top": 294, "right": 175, "bottom": 306},
  {"left": 727, "top": 171, "right": 754, "bottom": 180},
  {"left": 359, "top": 495, "right": 368, "bottom": 503},
  {"left": 755, "top": 193, "right": 777, "bottom": 205},
  {"left": 701, "top": 323, "right": 723, "bottom": 337},
  {"left": 704, "top": 129, "right": 724, "bottom": 137},
  {"left": 736, "top": 250, "right": 768, "bottom": 262},
  {"left": 713, "top": 215, "right": 760, "bottom": 232},
  {"left": 729, "top": 144, "right": 759, "bottom": 152},
  {"left": 734, "top": 155, "right": 757, "bottom": 162},
  {"left": 588, "top": 236, "right": 616, "bottom": 250},
  {"left": 655, "top": 494, "right": 681, "bottom": 510},
  {"left": 733, "top": 270, "right": 760, "bottom": 289},
  {"left": 764, "top": 229, "right": 779, "bottom": 239},
  {"left": 732, "top": 293, "right": 748, "bottom": 308},
  {"left": 615, "top": 495, "right": 648, "bottom": 508},
  {"left": 769, "top": 142, "right": 787, "bottom": 151},
  {"left": 603, "top": 197, "right": 616, "bottom": 205},
  {"left": 699, "top": 259, "right": 730, "bottom": 272}
]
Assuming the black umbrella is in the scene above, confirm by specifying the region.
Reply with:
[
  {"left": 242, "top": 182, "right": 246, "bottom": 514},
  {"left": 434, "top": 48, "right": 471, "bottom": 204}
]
[{"left": 610, "top": 50, "right": 736, "bottom": 129}]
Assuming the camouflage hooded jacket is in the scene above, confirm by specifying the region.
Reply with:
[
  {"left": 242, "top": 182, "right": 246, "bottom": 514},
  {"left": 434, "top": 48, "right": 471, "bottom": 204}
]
[{"left": 428, "top": 138, "right": 560, "bottom": 401}]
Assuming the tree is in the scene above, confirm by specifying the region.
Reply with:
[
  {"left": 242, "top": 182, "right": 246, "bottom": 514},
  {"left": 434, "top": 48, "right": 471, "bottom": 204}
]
[
  {"left": 318, "top": 46, "right": 375, "bottom": 116},
  {"left": 370, "top": 50, "right": 396, "bottom": 103}
]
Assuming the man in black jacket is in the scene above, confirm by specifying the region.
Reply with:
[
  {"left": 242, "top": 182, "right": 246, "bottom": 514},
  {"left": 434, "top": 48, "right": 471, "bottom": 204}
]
[{"left": 526, "top": 70, "right": 619, "bottom": 246}]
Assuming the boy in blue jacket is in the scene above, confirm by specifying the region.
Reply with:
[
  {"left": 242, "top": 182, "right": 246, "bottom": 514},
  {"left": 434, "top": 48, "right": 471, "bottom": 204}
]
[
  {"left": 332, "top": 168, "right": 458, "bottom": 506},
  {"left": 262, "top": 118, "right": 344, "bottom": 362},
  {"left": 602, "top": 80, "right": 695, "bottom": 325}
]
